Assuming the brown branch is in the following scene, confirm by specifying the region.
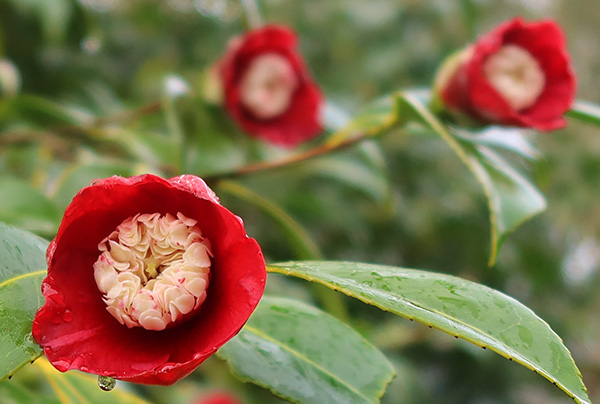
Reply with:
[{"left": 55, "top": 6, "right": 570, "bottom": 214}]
[
  {"left": 90, "top": 101, "right": 162, "bottom": 127},
  {"left": 205, "top": 130, "right": 377, "bottom": 182}
]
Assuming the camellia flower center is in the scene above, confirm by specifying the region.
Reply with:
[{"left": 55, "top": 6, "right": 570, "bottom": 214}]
[
  {"left": 93, "top": 212, "right": 212, "bottom": 331},
  {"left": 239, "top": 53, "right": 299, "bottom": 119},
  {"left": 483, "top": 44, "right": 545, "bottom": 111}
]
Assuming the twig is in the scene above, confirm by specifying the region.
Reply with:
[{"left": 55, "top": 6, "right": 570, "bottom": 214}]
[
  {"left": 205, "top": 130, "right": 376, "bottom": 182},
  {"left": 91, "top": 101, "right": 162, "bottom": 127}
]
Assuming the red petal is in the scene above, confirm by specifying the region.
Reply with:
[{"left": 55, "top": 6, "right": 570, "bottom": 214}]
[{"left": 503, "top": 20, "right": 576, "bottom": 130}]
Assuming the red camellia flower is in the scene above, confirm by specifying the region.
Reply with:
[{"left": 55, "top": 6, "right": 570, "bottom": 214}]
[
  {"left": 32, "top": 174, "right": 266, "bottom": 385},
  {"left": 433, "top": 18, "right": 576, "bottom": 131},
  {"left": 219, "top": 25, "right": 323, "bottom": 147}
]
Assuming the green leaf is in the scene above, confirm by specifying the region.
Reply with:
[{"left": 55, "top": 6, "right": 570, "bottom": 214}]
[
  {"left": 327, "top": 90, "right": 545, "bottom": 265},
  {"left": 0, "top": 95, "right": 88, "bottom": 128},
  {"left": 0, "top": 222, "right": 49, "bottom": 382},
  {"left": 268, "top": 261, "right": 591, "bottom": 404},
  {"left": 0, "top": 177, "right": 61, "bottom": 236},
  {"left": 395, "top": 92, "right": 546, "bottom": 265},
  {"left": 326, "top": 96, "right": 396, "bottom": 145},
  {"left": 566, "top": 100, "right": 600, "bottom": 127},
  {"left": 0, "top": 378, "right": 58, "bottom": 404},
  {"left": 306, "top": 155, "right": 389, "bottom": 202},
  {"left": 126, "top": 130, "right": 179, "bottom": 171},
  {"left": 219, "top": 296, "right": 395, "bottom": 404},
  {"left": 35, "top": 358, "right": 152, "bottom": 404},
  {"left": 452, "top": 126, "right": 539, "bottom": 160}
]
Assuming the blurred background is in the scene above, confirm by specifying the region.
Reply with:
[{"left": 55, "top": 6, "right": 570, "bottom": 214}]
[{"left": 0, "top": 0, "right": 598, "bottom": 403}]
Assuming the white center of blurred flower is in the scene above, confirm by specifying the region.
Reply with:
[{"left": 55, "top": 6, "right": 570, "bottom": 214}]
[
  {"left": 239, "top": 53, "right": 298, "bottom": 119},
  {"left": 93, "top": 212, "right": 212, "bottom": 331},
  {"left": 483, "top": 45, "right": 545, "bottom": 111}
]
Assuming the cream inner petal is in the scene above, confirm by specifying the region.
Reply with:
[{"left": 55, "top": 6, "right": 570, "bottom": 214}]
[
  {"left": 239, "top": 53, "right": 299, "bottom": 119},
  {"left": 93, "top": 212, "right": 212, "bottom": 331},
  {"left": 483, "top": 44, "right": 545, "bottom": 111}
]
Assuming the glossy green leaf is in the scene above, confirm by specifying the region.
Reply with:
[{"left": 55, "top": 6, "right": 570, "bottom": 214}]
[
  {"left": 0, "top": 222, "right": 49, "bottom": 382},
  {"left": 219, "top": 296, "right": 395, "bottom": 404},
  {"left": 35, "top": 358, "right": 151, "bottom": 404},
  {"left": 0, "top": 177, "right": 61, "bottom": 236},
  {"left": 268, "top": 261, "right": 590, "bottom": 404},
  {"left": 452, "top": 126, "right": 539, "bottom": 160},
  {"left": 566, "top": 100, "right": 600, "bottom": 126},
  {"left": 395, "top": 92, "right": 546, "bottom": 265}
]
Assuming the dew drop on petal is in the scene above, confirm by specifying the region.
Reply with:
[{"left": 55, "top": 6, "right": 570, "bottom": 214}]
[
  {"left": 62, "top": 310, "right": 73, "bottom": 322},
  {"left": 98, "top": 375, "right": 117, "bottom": 391}
]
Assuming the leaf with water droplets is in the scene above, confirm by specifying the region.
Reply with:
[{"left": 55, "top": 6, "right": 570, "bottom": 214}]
[
  {"left": 268, "top": 261, "right": 591, "bottom": 404},
  {"left": 219, "top": 296, "right": 395, "bottom": 404},
  {"left": 0, "top": 222, "right": 49, "bottom": 382}
]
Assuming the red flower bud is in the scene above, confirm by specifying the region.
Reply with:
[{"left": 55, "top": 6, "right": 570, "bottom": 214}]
[
  {"left": 219, "top": 25, "right": 323, "bottom": 147},
  {"left": 32, "top": 175, "right": 266, "bottom": 385},
  {"left": 433, "top": 18, "right": 576, "bottom": 131}
]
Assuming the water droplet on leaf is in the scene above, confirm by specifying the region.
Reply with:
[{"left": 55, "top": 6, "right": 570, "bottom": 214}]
[{"left": 98, "top": 375, "right": 116, "bottom": 391}]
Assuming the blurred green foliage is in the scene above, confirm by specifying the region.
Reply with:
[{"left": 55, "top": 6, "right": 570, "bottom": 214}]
[{"left": 0, "top": 0, "right": 599, "bottom": 403}]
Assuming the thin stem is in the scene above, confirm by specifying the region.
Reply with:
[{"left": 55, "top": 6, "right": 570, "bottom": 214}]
[
  {"left": 239, "top": 0, "right": 263, "bottom": 30},
  {"left": 162, "top": 97, "right": 187, "bottom": 174}
]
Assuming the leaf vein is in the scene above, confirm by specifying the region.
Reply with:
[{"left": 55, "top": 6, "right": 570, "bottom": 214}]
[{"left": 243, "top": 324, "right": 375, "bottom": 404}]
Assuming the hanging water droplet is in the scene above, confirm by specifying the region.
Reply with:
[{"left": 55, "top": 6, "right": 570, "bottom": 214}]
[
  {"left": 62, "top": 309, "right": 73, "bottom": 322},
  {"left": 98, "top": 375, "right": 116, "bottom": 391}
]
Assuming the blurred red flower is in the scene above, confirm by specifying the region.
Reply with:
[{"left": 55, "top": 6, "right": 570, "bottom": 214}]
[
  {"left": 220, "top": 25, "right": 323, "bottom": 147},
  {"left": 434, "top": 18, "right": 576, "bottom": 131},
  {"left": 195, "top": 391, "right": 244, "bottom": 404},
  {"left": 32, "top": 174, "right": 266, "bottom": 385}
]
